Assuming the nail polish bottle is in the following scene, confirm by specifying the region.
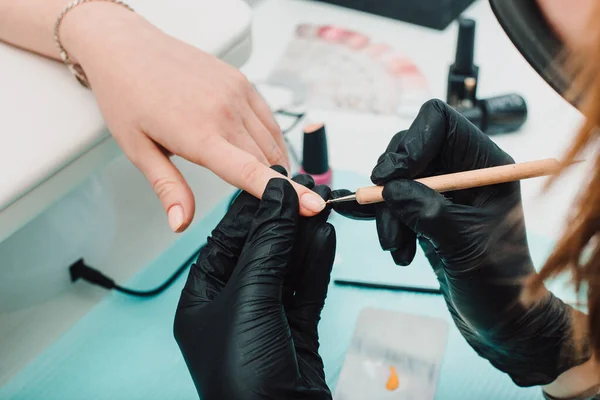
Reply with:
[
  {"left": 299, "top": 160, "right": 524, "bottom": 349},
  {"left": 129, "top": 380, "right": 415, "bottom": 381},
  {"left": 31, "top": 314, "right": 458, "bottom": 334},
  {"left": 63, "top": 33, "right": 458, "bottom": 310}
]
[
  {"left": 447, "top": 18, "right": 479, "bottom": 108},
  {"left": 299, "top": 123, "right": 332, "bottom": 186},
  {"left": 456, "top": 93, "right": 528, "bottom": 134}
]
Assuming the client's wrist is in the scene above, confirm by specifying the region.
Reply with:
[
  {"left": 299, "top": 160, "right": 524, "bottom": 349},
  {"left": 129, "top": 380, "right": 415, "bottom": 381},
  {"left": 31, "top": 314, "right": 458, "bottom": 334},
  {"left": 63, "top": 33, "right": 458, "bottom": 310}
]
[{"left": 59, "top": 1, "right": 143, "bottom": 67}]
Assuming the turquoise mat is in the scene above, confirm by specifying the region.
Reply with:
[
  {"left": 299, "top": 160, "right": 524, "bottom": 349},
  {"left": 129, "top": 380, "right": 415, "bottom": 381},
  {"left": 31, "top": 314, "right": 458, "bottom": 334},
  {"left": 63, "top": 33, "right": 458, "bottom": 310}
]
[{"left": 1, "top": 171, "right": 551, "bottom": 400}]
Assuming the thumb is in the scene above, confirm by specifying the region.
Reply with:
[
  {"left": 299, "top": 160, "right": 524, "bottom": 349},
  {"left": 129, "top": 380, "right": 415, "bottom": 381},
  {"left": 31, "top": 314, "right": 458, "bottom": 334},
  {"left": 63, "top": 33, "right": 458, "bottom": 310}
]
[
  {"left": 289, "top": 222, "right": 336, "bottom": 329},
  {"left": 383, "top": 180, "right": 454, "bottom": 243},
  {"left": 131, "top": 135, "right": 196, "bottom": 233},
  {"left": 228, "top": 178, "right": 300, "bottom": 297}
]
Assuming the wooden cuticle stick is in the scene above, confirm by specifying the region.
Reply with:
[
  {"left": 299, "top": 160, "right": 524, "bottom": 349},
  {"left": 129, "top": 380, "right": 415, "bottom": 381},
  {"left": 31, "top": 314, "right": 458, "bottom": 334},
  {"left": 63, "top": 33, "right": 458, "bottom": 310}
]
[{"left": 328, "top": 158, "right": 565, "bottom": 205}]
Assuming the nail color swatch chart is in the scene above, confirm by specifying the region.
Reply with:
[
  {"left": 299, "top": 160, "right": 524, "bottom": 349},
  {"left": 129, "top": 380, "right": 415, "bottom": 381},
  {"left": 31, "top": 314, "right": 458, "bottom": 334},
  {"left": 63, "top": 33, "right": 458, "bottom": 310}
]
[{"left": 266, "top": 24, "right": 431, "bottom": 116}]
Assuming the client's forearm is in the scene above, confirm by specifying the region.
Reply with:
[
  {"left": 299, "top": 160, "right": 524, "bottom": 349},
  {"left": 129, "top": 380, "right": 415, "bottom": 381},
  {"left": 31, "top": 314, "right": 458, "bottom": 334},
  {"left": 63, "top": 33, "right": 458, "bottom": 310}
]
[
  {"left": 0, "top": 0, "right": 144, "bottom": 90},
  {"left": 0, "top": 0, "right": 73, "bottom": 59},
  {"left": 0, "top": 0, "right": 134, "bottom": 63}
]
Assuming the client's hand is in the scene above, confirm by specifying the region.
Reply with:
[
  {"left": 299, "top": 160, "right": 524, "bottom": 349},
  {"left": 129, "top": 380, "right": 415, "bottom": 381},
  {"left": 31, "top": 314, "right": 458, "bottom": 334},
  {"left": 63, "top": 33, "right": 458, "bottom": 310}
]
[
  {"left": 332, "top": 99, "right": 590, "bottom": 387},
  {"left": 60, "top": 3, "right": 326, "bottom": 233},
  {"left": 174, "top": 172, "right": 335, "bottom": 400}
]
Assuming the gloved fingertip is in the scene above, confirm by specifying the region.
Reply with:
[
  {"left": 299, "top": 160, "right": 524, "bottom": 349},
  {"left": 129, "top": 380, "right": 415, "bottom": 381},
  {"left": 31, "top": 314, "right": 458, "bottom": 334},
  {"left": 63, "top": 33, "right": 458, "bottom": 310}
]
[
  {"left": 292, "top": 173, "right": 315, "bottom": 189},
  {"left": 370, "top": 160, "right": 391, "bottom": 185},
  {"left": 330, "top": 189, "right": 353, "bottom": 199},
  {"left": 376, "top": 229, "right": 397, "bottom": 252},
  {"left": 313, "top": 184, "right": 331, "bottom": 202},
  {"left": 380, "top": 243, "right": 397, "bottom": 252},
  {"left": 316, "top": 185, "right": 333, "bottom": 220},
  {"left": 270, "top": 164, "right": 288, "bottom": 177},
  {"left": 330, "top": 198, "right": 376, "bottom": 220},
  {"left": 391, "top": 241, "right": 417, "bottom": 266},
  {"left": 370, "top": 153, "right": 408, "bottom": 184},
  {"left": 263, "top": 177, "right": 298, "bottom": 207}
]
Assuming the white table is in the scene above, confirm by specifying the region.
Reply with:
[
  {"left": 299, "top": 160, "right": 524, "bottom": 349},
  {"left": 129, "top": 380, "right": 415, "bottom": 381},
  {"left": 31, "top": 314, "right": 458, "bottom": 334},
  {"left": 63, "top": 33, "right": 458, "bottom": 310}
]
[{"left": 0, "top": 0, "right": 253, "bottom": 244}]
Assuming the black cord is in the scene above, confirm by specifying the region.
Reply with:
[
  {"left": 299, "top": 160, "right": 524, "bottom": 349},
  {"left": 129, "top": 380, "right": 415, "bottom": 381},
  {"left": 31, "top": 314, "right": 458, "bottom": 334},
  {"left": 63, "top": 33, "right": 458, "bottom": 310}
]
[
  {"left": 275, "top": 109, "right": 306, "bottom": 135},
  {"left": 113, "top": 247, "right": 203, "bottom": 297},
  {"left": 69, "top": 246, "right": 205, "bottom": 299},
  {"left": 334, "top": 279, "right": 442, "bottom": 295},
  {"left": 70, "top": 190, "right": 240, "bottom": 298}
]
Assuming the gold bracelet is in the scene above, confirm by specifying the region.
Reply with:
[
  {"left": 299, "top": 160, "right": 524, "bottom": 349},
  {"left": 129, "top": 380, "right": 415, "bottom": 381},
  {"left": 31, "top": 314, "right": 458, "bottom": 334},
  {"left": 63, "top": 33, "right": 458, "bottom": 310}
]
[{"left": 53, "top": 0, "right": 134, "bottom": 88}]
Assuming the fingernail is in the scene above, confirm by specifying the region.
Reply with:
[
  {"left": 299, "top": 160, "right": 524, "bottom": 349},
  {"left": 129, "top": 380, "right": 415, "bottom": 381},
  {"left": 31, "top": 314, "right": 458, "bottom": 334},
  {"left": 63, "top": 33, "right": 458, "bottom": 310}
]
[
  {"left": 301, "top": 192, "right": 326, "bottom": 212},
  {"left": 168, "top": 205, "right": 184, "bottom": 232}
]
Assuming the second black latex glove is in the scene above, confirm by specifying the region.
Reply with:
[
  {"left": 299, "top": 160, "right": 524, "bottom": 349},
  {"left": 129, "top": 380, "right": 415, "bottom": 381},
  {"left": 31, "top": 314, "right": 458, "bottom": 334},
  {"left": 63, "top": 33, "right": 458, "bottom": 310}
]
[
  {"left": 332, "top": 99, "right": 590, "bottom": 387},
  {"left": 174, "top": 172, "right": 335, "bottom": 400}
]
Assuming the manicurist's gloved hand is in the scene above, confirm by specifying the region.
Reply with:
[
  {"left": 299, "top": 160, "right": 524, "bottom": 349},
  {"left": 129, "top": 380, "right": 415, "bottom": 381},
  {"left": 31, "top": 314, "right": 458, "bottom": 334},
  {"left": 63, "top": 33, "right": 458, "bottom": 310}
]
[
  {"left": 332, "top": 99, "right": 591, "bottom": 387},
  {"left": 174, "top": 170, "right": 336, "bottom": 400}
]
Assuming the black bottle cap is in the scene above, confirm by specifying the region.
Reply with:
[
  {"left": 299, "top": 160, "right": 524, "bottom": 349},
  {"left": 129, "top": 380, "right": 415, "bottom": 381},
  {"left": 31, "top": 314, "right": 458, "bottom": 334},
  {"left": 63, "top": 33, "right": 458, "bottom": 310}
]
[
  {"left": 456, "top": 94, "right": 528, "bottom": 135},
  {"left": 302, "top": 123, "right": 329, "bottom": 175},
  {"left": 454, "top": 18, "right": 476, "bottom": 74},
  {"left": 482, "top": 94, "right": 528, "bottom": 134}
]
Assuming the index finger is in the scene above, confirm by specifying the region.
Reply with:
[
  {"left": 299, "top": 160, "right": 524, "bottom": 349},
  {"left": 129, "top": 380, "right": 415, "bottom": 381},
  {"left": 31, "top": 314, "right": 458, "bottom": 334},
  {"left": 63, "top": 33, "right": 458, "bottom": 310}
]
[
  {"left": 248, "top": 86, "right": 290, "bottom": 170},
  {"left": 199, "top": 136, "right": 326, "bottom": 216}
]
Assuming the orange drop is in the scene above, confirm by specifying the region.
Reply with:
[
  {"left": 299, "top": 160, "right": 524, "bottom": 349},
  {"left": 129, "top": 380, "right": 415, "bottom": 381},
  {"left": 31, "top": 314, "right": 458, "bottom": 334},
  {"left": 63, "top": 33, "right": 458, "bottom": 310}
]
[{"left": 385, "top": 366, "right": 400, "bottom": 391}]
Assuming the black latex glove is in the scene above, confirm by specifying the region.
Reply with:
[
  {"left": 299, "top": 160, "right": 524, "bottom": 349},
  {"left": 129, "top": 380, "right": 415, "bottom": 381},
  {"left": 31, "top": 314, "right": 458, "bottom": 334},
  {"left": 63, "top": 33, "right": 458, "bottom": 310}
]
[
  {"left": 174, "top": 170, "right": 335, "bottom": 400},
  {"left": 333, "top": 99, "right": 590, "bottom": 387}
]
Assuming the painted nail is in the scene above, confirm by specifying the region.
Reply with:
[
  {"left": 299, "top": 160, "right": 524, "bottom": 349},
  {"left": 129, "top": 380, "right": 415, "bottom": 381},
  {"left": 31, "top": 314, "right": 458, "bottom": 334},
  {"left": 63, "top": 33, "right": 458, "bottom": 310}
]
[
  {"left": 168, "top": 205, "right": 184, "bottom": 232},
  {"left": 301, "top": 192, "right": 326, "bottom": 213}
]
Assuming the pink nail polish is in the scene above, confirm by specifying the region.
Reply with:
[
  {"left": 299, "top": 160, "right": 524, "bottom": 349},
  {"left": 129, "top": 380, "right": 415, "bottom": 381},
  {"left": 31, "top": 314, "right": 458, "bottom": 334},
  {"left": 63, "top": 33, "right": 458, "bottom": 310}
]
[{"left": 299, "top": 123, "right": 332, "bottom": 187}]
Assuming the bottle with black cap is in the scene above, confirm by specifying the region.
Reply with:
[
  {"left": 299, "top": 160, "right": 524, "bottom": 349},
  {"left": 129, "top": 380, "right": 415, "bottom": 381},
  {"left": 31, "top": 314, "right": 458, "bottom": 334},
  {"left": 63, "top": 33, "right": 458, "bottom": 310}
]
[
  {"left": 447, "top": 18, "right": 479, "bottom": 108},
  {"left": 456, "top": 93, "right": 528, "bottom": 135},
  {"left": 299, "top": 123, "right": 332, "bottom": 186}
]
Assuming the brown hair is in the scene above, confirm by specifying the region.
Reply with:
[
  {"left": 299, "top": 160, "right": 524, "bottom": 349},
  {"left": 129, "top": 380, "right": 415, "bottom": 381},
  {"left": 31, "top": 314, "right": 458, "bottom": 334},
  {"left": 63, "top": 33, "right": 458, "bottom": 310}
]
[{"left": 523, "top": 4, "right": 600, "bottom": 356}]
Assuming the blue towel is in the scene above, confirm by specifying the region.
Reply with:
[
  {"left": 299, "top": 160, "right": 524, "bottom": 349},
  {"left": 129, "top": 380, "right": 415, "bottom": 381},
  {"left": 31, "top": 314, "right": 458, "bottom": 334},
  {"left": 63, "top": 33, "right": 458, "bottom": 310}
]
[{"left": 0, "top": 171, "right": 552, "bottom": 400}]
